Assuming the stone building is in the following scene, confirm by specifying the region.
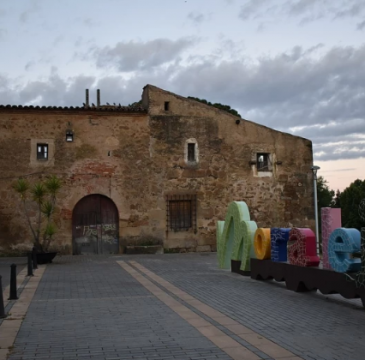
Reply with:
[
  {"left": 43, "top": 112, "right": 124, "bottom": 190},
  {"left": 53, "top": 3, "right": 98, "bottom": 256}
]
[{"left": 0, "top": 85, "right": 315, "bottom": 255}]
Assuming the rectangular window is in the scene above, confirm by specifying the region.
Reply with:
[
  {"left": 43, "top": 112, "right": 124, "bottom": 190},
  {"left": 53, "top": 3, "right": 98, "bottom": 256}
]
[
  {"left": 188, "top": 143, "right": 196, "bottom": 162},
  {"left": 164, "top": 101, "right": 170, "bottom": 111},
  {"left": 37, "top": 144, "right": 48, "bottom": 160},
  {"left": 166, "top": 194, "right": 197, "bottom": 233},
  {"left": 169, "top": 200, "right": 192, "bottom": 230},
  {"left": 257, "top": 153, "right": 270, "bottom": 171}
]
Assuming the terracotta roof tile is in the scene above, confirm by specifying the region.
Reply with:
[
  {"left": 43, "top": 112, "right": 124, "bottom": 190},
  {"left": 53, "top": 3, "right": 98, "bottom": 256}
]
[{"left": 0, "top": 104, "right": 147, "bottom": 113}]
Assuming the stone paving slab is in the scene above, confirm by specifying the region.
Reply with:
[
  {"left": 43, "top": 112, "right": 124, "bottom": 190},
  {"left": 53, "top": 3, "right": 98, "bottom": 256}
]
[
  {"left": 122, "top": 253, "right": 365, "bottom": 360},
  {"left": 3, "top": 253, "right": 365, "bottom": 360},
  {"left": 0, "top": 265, "right": 46, "bottom": 360},
  {"left": 7, "top": 256, "right": 233, "bottom": 360},
  {"left": 129, "top": 260, "right": 299, "bottom": 360}
]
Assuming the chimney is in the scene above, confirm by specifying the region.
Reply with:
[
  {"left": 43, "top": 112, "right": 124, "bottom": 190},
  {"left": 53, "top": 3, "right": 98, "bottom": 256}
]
[
  {"left": 85, "top": 89, "right": 89, "bottom": 107},
  {"left": 97, "top": 89, "right": 100, "bottom": 107}
]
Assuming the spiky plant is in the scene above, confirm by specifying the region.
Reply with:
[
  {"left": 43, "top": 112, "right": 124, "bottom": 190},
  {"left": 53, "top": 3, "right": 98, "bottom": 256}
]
[{"left": 13, "top": 176, "right": 62, "bottom": 252}]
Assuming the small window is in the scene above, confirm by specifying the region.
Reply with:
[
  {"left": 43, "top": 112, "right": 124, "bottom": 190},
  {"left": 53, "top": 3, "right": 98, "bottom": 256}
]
[
  {"left": 169, "top": 200, "right": 192, "bottom": 230},
  {"left": 164, "top": 101, "right": 170, "bottom": 111},
  {"left": 187, "top": 143, "right": 196, "bottom": 162},
  {"left": 257, "top": 153, "right": 270, "bottom": 171},
  {"left": 166, "top": 194, "right": 197, "bottom": 233},
  {"left": 37, "top": 144, "right": 48, "bottom": 160},
  {"left": 184, "top": 138, "right": 199, "bottom": 165}
]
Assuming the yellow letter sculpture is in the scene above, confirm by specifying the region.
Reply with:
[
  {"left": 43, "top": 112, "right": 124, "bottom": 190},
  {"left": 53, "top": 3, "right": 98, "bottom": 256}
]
[{"left": 254, "top": 228, "right": 271, "bottom": 259}]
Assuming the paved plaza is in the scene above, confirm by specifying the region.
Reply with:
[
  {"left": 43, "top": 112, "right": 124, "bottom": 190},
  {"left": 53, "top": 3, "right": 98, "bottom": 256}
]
[{"left": 1, "top": 253, "right": 365, "bottom": 360}]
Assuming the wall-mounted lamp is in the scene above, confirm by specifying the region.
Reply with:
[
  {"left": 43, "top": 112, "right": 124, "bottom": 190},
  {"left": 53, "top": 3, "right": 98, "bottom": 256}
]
[{"left": 66, "top": 130, "right": 74, "bottom": 142}]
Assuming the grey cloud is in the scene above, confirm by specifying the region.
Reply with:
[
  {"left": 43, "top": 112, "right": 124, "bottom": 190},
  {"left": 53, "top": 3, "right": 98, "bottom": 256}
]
[
  {"left": 357, "top": 19, "right": 365, "bottom": 30},
  {"left": 0, "top": 71, "right": 155, "bottom": 108},
  {"left": 334, "top": 1, "right": 365, "bottom": 19},
  {"left": 83, "top": 18, "right": 99, "bottom": 28},
  {"left": 314, "top": 147, "right": 365, "bottom": 161},
  {"left": 239, "top": 0, "right": 365, "bottom": 28},
  {"left": 73, "top": 17, "right": 99, "bottom": 29},
  {"left": 285, "top": 0, "right": 323, "bottom": 16},
  {"left": 291, "top": 119, "right": 365, "bottom": 143},
  {"left": 19, "top": 0, "right": 41, "bottom": 23},
  {"left": 25, "top": 61, "right": 35, "bottom": 71},
  {"left": 170, "top": 45, "right": 365, "bottom": 130},
  {"left": 53, "top": 35, "right": 64, "bottom": 46},
  {"left": 187, "top": 12, "right": 205, "bottom": 24},
  {"left": 92, "top": 38, "right": 196, "bottom": 72},
  {"left": 239, "top": 0, "right": 272, "bottom": 20}
]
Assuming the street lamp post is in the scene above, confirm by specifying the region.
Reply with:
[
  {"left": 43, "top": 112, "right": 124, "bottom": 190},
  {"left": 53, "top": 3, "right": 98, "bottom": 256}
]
[{"left": 311, "top": 166, "right": 320, "bottom": 255}]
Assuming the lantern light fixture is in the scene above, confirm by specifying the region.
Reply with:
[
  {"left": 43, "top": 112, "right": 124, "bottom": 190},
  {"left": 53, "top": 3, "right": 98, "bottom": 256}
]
[{"left": 66, "top": 130, "right": 74, "bottom": 142}]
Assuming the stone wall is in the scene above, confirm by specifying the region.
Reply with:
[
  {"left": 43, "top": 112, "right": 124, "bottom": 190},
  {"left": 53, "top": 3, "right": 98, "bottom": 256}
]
[
  {"left": 0, "top": 85, "right": 314, "bottom": 255},
  {"left": 144, "top": 85, "right": 314, "bottom": 252}
]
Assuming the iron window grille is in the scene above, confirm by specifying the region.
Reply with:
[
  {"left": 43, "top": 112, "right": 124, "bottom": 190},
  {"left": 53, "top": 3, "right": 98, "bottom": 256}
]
[
  {"left": 257, "top": 153, "right": 270, "bottom": 171},
  {"left": 37, "top": 144, "right": 48, "bottom": 160},
  {"left": 166, "top": 194, "right": 197, "bottom": 233}
]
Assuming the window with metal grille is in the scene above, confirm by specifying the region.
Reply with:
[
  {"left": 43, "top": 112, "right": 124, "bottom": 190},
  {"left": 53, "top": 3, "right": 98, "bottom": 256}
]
[
  {"left": 37, "top": 144, "right": 48, "bottom": 160},
  {"left": 166, "top": 194, "right": 197, "bottom": 233},
  {"left": 257, "top": 153, "right": 270, "bottom": 171},
  {"left": 187, "top": 143, "right": 196, "bottom": 162}
]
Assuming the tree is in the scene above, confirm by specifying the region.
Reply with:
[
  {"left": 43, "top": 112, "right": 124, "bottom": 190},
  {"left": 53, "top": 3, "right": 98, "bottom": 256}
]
[
  {"left": 333, "top": 189, "right": 341, "bottom": 208},
  {"left": 317, "top": 176, "right": 335, "bottom": 208},
  {"left": 13, "top": 175, "right": 62, "bottom": 252},
  {"left": 187, "top": 96, "right": 241, "bottom": 117},
  {"left": 340, "top": 179, "right": 365, "bottom": 230}
]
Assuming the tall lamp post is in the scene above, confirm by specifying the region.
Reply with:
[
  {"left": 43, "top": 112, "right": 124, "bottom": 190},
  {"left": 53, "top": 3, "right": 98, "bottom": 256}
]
[{"left": 311, "top": 166, "right": 320, "bottom": 255}]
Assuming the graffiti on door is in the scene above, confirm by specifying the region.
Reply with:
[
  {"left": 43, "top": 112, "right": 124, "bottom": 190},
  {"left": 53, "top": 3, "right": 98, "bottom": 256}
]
[{"left": 72, "top": 195, "right": 119, "bottom": 255}]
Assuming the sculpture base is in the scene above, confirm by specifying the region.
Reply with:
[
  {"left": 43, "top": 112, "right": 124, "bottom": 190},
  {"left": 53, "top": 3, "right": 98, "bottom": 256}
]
[
  {"left": 231, "top": 260, "right": 250, "bottom": 276},
  {"left": 250, "top": 258, "right": 365, "bottom": 308}
]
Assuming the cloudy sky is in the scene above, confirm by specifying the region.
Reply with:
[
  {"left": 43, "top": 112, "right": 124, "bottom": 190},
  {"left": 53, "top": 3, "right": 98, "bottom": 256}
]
[{"left": 1, "top": 0, "right": 364, "bottom": 191}]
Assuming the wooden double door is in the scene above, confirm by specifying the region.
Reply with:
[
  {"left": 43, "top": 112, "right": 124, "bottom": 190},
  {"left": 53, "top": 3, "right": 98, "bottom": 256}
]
[{"left": 72, "top": 195, "right": 119, "bottom": 255}]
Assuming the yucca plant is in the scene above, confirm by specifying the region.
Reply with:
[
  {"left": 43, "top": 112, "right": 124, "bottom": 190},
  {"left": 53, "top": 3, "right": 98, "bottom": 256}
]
[{"left": 13, "top": 175, "right": 62, "bottom": 253}]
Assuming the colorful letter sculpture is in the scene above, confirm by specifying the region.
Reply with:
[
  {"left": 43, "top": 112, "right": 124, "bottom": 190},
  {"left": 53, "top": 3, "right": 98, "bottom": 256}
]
[
  {"left": 288, "top": 228, "right": 320, "bottom": 267},
  {"left": 217, "top": 201, "right": 257, "bottom": 272},
  {"left": 321, "top": 208, "right": 342, "bottom": 269},
  {"left": 270, "top": 228, "right": 290, "bottom": 262},
  {"left": 254, "top": 228, "right": 271, "bottom": 259},
  {"left": 328, "top": 228, "right": 361, "bottom": 273},
  {"left": 217, "top": 201, "right": 364, "bottom": 277}
]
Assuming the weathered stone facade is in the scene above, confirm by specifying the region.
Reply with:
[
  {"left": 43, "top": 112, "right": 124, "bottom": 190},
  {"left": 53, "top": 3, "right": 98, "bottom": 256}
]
[{"left": 0, "top": 85, "right": 314, "bottom": 255}]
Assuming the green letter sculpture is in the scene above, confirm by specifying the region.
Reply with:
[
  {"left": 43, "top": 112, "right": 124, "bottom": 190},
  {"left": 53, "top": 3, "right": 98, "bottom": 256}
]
[{"left": 217, "top": 201, "right": 257, "bottom": 272}]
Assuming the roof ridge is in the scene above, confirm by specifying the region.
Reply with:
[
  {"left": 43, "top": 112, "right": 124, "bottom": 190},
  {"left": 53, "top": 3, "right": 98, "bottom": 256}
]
[{"left": 0, "top": 104, "right": 147, "bottom": 113}]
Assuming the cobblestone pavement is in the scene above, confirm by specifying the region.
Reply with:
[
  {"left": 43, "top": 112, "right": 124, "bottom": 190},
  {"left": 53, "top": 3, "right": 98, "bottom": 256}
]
[
  {"left": 0, "top": 257, "right": 26, "bottom": 290},
  {"left": 5, "top": 253, "right": 365, "bottom": 360}
]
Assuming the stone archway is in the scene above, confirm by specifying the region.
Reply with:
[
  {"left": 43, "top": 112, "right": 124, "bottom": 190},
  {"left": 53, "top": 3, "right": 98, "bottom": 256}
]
[{"left": 72, "top": 194, "right": 119, "bottom": 255}]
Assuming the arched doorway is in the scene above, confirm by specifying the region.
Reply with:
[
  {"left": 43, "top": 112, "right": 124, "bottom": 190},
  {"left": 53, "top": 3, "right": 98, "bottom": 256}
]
[{"left": 72, "top": 194, "right": 119, "bottom": 255}]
